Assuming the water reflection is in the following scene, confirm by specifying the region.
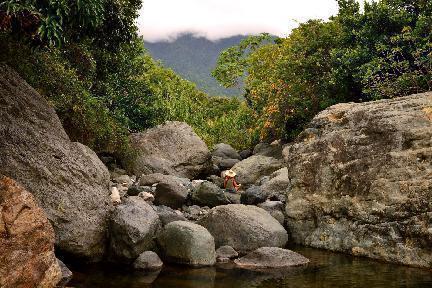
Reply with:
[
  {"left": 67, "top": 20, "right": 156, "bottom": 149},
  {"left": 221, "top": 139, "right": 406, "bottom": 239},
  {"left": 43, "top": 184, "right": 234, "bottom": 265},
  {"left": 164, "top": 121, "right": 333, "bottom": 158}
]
[{"left": 69, "top": 247, "right": 432, "bottom": 288}]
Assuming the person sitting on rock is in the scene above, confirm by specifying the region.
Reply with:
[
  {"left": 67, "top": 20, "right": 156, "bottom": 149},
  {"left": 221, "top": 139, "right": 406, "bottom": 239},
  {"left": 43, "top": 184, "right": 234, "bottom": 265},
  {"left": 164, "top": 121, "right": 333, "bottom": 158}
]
[{"left": 223, "top": 169, "right": 241, "bottom": 193}]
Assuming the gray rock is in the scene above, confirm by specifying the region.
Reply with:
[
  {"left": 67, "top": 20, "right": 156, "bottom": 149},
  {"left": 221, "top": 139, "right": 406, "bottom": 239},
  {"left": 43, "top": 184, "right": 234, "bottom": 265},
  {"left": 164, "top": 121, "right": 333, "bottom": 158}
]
[
  {"left": 133, "top": 251, "right": 163, "bottom": 271},
  {"left": 127, "top": 184, "right": 153, "bottom": 196},
  {"left": 216, "top": 245, "right": 238, "bottom": 262},
  {"left": 206, "top": 175, "right": 224, "bottom": 188},
  {"left": 212, "top": 143, "right": 241, "bottom": 160},
  {"left": 231, "top": 155, "right": 283, "bottom": 188},
  {"left": 234, "top": 247, "right": 309, "bottom": 269},
  {"left": 0, "top": 64, "right": 110, "bottom": 261},
  {"left": 57, "top": 259, "right": 73, "bottom": 287},
  {"left": 198, "top": 204, "right": 288, "bottom": 253},
  {"left": 285, "top": 92, "right": 432, "bottom": 268},
  {"left": 153, "top": 205, "right": 188, "bottom": 226},
  {"left": 126, "top": 122, "right": 211, "bottom": 179},
  {"left": 109, "top": 197, "right": 161, "bottom": 262},
  {"left": 240, "top": 168, "right": 289, "bottom": 204},
  {"left": 154, "top": 176, "right": 190, "bottom": 209},
  {"left": 253, "top": 141, "right": 283, "bottom": 158},
  {"left": 260, "top": 167, "right": 289, "bottom": 202},
  {"left": 191, "top": 181, "right": 232, "bottom": 207},
  {"left": 157, "top": 221, "right": 216, "bottom": 266},
  {"left": 182, "top": 205, "right": 210, "bottom": 221},
  {"left": 240, "top": 185, "right": 267, "bottom": 205},
  {"left": 239, "top": 149, "right": 252, "bottom": 160},
  {"left": 212, "top": 157, "right": 240, "bottom": 170},
  {"left": 258, "top": 200, "right": 286, "bottom": 225}
]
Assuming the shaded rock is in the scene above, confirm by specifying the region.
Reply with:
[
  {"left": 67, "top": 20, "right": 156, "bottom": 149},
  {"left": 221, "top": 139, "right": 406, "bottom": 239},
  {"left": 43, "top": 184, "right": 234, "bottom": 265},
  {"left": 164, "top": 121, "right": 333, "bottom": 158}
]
[
  {"left": 157, "top": 221, "right": 216, "bottom": 266},
  {"left": 240, "top": 185, "right": 267, "bottom": 205},
  {"left": 216, "top": 246, "right": 238, "bottom": 263},
  {"left": 253, "top": 141, "right": 283, "bottom": 158},
  {"left": 153, "top": 205, "right": 187, "bottom": 226},
  {"left": 212, "top": 143, "right": 241, "bottom": 160},
  {"left": 57, "top": 259, "right": 73, "bottom": 287},
  {"left": 127, "top": 122, "right": 211, "bottom": 179},
  {"left": 182, "top": 205, "right": 210, "bottom": 221},
  {"left": 212, "top": 157, "right": 240, "bottom": 170},
  {"left": 133, "top": 251, "right": 163, "bottom": 271},
  {"left": 239, "top": 149, "right": 252, "bottom": 160},
  {"left": 154, "top": 176, "right": 190, "bottom": 209},
  {"left": 231, "top": 155, "right": 283, "bottom": 187},
  {"left": 207, "top": 175, "right": 224, "bottom": 188},
  {"left": 240, "top": 168, "right": 289, "bottom": 204},
  {"left": 198, "top": 204, "right": 288, "bottom": 253},
  {"left": 0, "top": 64, "right": 111, "bottom": 260},
  {"left": 109, "top": 197, "right": 161, "bottom": 263},
  {"left": 191, "top": 181, "right": 232, "bottom": 207},
  {"left": 127, "top": 184, "right": 153, "bottom": 196},
  {"left": 260, "top": 167, "right": 289, "bottom": 202},
  {"left": 258, "top": 200, "right": 285, "bottom": 225},
  {"left": 234, "top": 247, "right": 309, "bottom": 269},
  {"left": 0, "top": 176, "right": 62, "bottom": 287},
  {"left": 112, "top": 175, "right": 133, "bottom": 187},
  {"left": 285, "top": 93, "right": 432, "bottom": 268}
]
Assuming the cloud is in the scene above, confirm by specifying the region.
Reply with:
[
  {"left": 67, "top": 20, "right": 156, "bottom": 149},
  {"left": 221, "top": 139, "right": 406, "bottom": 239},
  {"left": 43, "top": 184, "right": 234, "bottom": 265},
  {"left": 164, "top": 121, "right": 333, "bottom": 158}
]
[{"left": 138, "top": 0, "right": 340, "bottom": 42}]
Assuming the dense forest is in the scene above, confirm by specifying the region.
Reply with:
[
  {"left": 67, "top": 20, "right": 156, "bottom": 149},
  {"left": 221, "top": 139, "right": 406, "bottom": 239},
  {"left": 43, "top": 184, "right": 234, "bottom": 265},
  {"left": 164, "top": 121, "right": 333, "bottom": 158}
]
[
  {"left": 0, "top": 0, "right": 431, "bottom": 155},
  {"left": 145, "top": 33, "right": 246, "bottom": 97}
]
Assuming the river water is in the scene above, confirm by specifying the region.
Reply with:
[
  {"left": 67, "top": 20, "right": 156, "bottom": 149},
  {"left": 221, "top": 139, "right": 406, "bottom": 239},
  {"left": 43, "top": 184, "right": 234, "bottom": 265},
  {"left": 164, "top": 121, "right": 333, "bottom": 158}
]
[{"left": 68, "top": 247, "right": 432, "bottom": 288}]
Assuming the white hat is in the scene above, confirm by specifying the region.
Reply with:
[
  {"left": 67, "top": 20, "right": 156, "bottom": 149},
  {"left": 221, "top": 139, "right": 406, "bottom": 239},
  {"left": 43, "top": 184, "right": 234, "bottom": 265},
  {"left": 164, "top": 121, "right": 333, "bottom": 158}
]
[{"left": 225, "top": 169, "right": 236, "bottom": 177}]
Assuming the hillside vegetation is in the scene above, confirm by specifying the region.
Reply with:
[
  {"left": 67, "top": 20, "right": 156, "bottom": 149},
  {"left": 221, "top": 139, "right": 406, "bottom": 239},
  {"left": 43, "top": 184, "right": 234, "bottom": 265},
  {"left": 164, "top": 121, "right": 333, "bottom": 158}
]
[
  {"left": 0, "top": 0, "right": 257, "bottom": 153},
  {"left": 0, "top": 0, "right": 430, "bottom": 156},
  {"left": 144, "top": 33, "right": 246, "bottom": 97}
]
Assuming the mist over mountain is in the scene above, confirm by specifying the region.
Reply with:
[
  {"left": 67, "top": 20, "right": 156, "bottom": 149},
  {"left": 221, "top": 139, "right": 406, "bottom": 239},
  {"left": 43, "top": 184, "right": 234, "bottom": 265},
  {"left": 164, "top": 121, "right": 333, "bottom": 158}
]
[{"left": 144, "top": 33, "right": 246, "bottom": 97}]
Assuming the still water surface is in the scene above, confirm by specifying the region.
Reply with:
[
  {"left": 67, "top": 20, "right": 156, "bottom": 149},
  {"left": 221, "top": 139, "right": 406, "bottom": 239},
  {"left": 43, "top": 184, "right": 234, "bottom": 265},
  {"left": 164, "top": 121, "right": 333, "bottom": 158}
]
[{"left": 69, "top": 247, "right": 432, "bottom": 288}]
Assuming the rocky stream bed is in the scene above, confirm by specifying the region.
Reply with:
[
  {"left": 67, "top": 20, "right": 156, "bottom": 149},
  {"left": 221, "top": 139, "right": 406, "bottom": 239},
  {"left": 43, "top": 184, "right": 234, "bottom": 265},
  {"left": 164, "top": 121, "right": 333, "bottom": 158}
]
[{"left": 0, "top": 64, "right": 431, "bottom": 287}]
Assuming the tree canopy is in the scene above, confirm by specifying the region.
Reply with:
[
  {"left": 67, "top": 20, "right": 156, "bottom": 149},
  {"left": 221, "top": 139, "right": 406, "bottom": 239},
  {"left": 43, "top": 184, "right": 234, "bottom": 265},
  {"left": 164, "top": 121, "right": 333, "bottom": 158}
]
[{"left": 212, "top": 0, "right": 432, "bottom": 142}]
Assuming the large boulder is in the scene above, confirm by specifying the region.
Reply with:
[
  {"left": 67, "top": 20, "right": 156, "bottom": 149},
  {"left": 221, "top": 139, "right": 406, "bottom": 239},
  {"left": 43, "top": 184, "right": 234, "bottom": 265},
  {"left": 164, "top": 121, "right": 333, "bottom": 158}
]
[
  {"left": 231, "top": 155, "right": 283, "bottom": 187},
  {"left": 285, "top": 93, "right": 432, "bottom": 268},
  {"left": 212, "top": 143, "right": 241, "bottom": 160},
  {"left": 109, "top": 197, "right": 161, "bottom": 263},
  {"left": 198, "top": 204, "right": 288, "bottom": 253},
  {"left": 0, "top": 64, "right": 110, "bottom": 260},
  {"left": 157, "top": 221, "right": 216, "bottom": 266},
  {"left": 0, "top": 176, "right": 62, "bottom": 287},
  {"left": 234, "top": 247, "right": 309, "bottom": 269},
  {"left": 127, "top": 121, "right": 211, "bottom": 179}
]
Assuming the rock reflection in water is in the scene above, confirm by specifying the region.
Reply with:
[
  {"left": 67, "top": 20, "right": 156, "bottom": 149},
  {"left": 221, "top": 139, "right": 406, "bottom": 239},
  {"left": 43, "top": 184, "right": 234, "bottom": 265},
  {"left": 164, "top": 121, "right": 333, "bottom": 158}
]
[{"left": 69, "top": 247, "right": 432, "bottom": 288}]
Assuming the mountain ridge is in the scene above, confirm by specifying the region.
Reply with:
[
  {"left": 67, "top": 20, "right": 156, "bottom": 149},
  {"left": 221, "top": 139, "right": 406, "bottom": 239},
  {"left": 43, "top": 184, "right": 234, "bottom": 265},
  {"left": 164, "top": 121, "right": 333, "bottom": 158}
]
[{"left": 144, "top": 33, "right": 247, "bottom": 97}]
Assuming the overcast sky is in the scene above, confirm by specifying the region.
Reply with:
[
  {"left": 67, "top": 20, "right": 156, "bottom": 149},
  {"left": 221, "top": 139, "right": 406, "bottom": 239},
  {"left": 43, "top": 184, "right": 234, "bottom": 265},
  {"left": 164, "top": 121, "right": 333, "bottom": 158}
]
[{"left": 138, "top": 0, "right": 340, "bottom": 42}]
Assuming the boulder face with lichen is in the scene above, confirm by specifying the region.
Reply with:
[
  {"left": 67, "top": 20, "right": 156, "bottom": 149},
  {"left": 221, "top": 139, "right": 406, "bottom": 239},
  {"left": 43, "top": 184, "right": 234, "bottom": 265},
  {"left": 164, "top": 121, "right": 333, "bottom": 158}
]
[
  {"left": 284, "top": 92, "right": 432, "bottom": 268},
  {"left": 0, "top": 64, "right": 111, "bottom": 261},
  {"left": 0, "top": 176, "right": 62, "bottom": 288}
]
